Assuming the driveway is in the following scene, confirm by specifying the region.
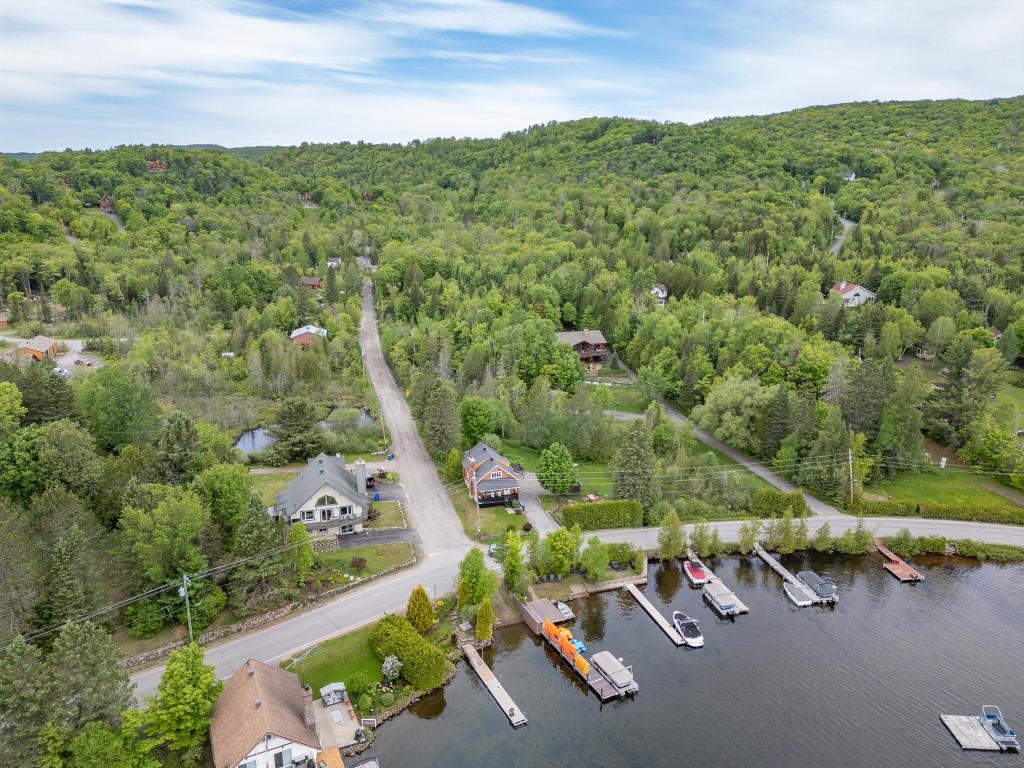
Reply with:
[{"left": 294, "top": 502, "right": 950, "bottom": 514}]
[
  {"left": 0, "top": 332, "right": 101, "bottom": 374},
  {"left": 517, "top": 472, "right": 560, "bottom": 535}
]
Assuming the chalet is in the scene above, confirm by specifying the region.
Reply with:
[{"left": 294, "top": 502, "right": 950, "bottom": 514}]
[
  {"left": 271, "top": 453, "right": 367, "bottom": 537},
  {"left": 290, "top": 325, "right": 328, "bottom": 349},
  {"left": 650, "top": 283, "right": 668, "bottom": 307},
  {"left": 98, "top": 197, "right": 114, "bottom": 213},
  {"left": 914, "top": 345, "right": 935, "bottom": 361},
  {"left": 145, "top": 159, "right": 168, "bottom": 171},
  {"left": 301, "top": 276, "right": 323, "bottom": 290},
  {"left": 16, "top": 335, "right": 58, "bottom": 361},
  {"left": 463, "top": 442, "right": 520, "bottom": 506},
  {"left": 326, "top": 256, "right": 341, "bottom": 269},
  {"left": 555, "top": 329, "right": 608, "bottom": 364},
  {"left": 843, "top": 170, "right": 857, "bottom": 182},
  {"left": 831, "top": 280, "right": 875, "bottom": 308}
]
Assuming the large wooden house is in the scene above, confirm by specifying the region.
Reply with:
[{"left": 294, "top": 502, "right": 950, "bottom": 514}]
[
  {"left": 463, "top": 442, "right": 520, "bottom": 506},
  {"left": 555, "top": 329, "right": 608, "bottom": 364}
]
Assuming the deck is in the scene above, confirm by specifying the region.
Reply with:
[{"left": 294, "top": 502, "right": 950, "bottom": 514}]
[
  {"left": 623, "top": 583, "right": 684, "bottom": 646},
  {"left": 874, "top": 538, "right": 924, "bottom": 582},
  {"left": 941, "top": 715, "right": 1000, "bottom": 751},
  {"left": 461, "top": 644, "right": 528, "bottom": 728},
  {"left": 753, "top": 544, "right": 820, "bottom": 605}
]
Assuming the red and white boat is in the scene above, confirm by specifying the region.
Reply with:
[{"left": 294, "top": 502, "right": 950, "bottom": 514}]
[{"left": 683, "top": 558, "right": 709, "bottom": 586}]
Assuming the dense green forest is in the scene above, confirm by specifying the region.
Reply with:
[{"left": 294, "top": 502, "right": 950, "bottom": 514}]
[{"left": 1, "top": 97, "right": 1023, "bottom": 765}]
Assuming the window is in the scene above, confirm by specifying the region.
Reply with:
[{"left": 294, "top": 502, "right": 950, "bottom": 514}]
[
  {"left": 301, "top": 510, "right": 315, "bottom": 522},
  {"left": 320, "top": 509, "right": 336, "bottom": 521},
  {"left": 274, "top": 749, "right": 292, "bottom": 768},
  {"left": 317, "top": 527, "right": 328, "bottom": 535},
  {"left": 340, "top": 524, "right": 354, "bottom": 534},
  {"left": 315, "top": 494, "right": 338, "bottom": 507},
  {"left": 490, "top": 470, "right": 503, "bottom": 479}
]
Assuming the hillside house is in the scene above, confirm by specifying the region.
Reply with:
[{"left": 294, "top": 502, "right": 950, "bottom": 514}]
[
  {"left": 271, "top": 453, "right": 367, "bottom": 537},
  {"left": 290, "top": 325, "right": 328, "bottom": 349},
  {"left": 98, "top": 197, "right": 114, "bottom": 213},
  {"left": 650, "top": 283, "right": 668, "bottom": 306},
  {"left": 326, "top": 255, "right": 341, "bottom": 269},
  {"left": 301, "top": 276, "right": 323, "bottom": 290},
  {"left": 210, "top": 659, "right": 346, "bottom": 768},
  {"left": 16, "top": 335, "right": 58, "bottom": 361},
  {"left": 555, "top": 329, "right": 608, "bottom": 364},
  {"left": 146, "top": 159, "right": 168, "bottom": 171},
  {"left": 463, "top": 442, "right": 520, "bottom": 506},
  {"left": 831, "top": 280, "right": 876, "bottom": 308}
]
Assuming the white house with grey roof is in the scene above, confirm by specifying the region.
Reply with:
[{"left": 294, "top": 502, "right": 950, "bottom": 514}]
[
  {"left": 271, "top": 453, "right": 367, "bottom": 537},
  {"left": 463, "top": 442, "right": 520, "bottom": 507}
]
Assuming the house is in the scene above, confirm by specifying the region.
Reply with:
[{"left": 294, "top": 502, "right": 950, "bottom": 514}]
[
  {"left": 146, "top": 159, "right": 168, "bottom": 171},
  {"left": 355, "top": 256, "right": 373, "bottom": 271},
  {"left": 326, "top": 256, "right": 341, "bottom": 269},
  {"left": 16, "top": 335, "right": 59, "bottom": 361},
  {"left": 831, "top": 280, "right": 876, "bottom": 308},
  {"left": 289, "top": 325, "right": 328, "bottom": 349},
  {"left": 843, "top": 170, "right": 857, "bottom": 182},
  {"left": 301, "top": 276, "right": 323, "bottom": 290},
  {"left": 650, "top": 283, "right": 668, "bottom": 307},
  {"left": 463, "top": 442, "right": 520, "bottom": 506},
  {"left": 209, "top": 659, "right": 324, "bottom": 768},
  {"left": 0, "top": 310, "right": 8, "bottom": 329},
  {"left": 555, "top": 329, "right": 608, "bottom": 364},
  {"left": 98, "top": 197, "right": 114, "bottom": 213},
  {"left": 271, "top": 453, "right": 367, "bottom": 537},
  {"left": 914, "top": 345, "right": 935, "bottom": 361}
]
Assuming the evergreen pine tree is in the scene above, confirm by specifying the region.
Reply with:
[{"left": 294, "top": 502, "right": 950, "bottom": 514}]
[
  {"left": 406, "top": 584, "right": 436, "bottom": 633},
  {"left": 229, "top": 503, "right": 285, "bottom": 612},
  {"left": 157, "top": 410, "right": 201, "bottom": 484},
  {"left": 763, "top": 384, "right": 792, "bottom": 460},
  {"left": 475, "top": 596, "right": 494, "bottom": 642},
  {"left": 49, "top": 622, "right": 133, "bottom": 733},
  {"left": 0, "top": 635, "right": 55, "bottom": 766},
  {"left": 612, "top": 419, "right": 658, "bottom": 511},
  {"left": 268, "top": 397, "right": 323, "bottom": 461},
  {"left": 678, "top": 355, "right": 699, "bottom": 411},
  {"left": 324, "top": 265, "right": 339, "bottom": 306},
  {"left": 32, "top": 525, "right": 88, "bottom": 647},
  {"left": 286, "top": 523, "right": 314, "bottom": 588},
  {"left": 422, "top": 380, "right": 459, "bottom": 459}
]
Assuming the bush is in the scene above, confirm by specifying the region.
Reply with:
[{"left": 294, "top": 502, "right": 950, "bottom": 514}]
[
  {"left": 522, "top": 521, "right": 533, "bottom": 532},
  {"left": 381, "top": 655, "right": 403, "bottom": 682},
  {"left": 562, "top": 500, "right": 643, "bottom": 530},
  {"left": 854, "top": 500, "right": 1024, "bottom": 526},
  {"left": 368, "top": 615, "right": 447, "bottom": 690},
  {"left": 750, "top": 488, "right": 810, "bottom": 518},
  {"left": 607, "top": 542, "right": 635, "bottom": 564},
  {"left": 358, "top": 693, "right": 371, "bottom": 711},
  {"left": 347, "top": 672, "right": 367, "bottom": 697},
  {"left": 954, "top": 539, "right": 1024, "bottom": 562},
  {"left": 350, "top": 557, "right": 367, "bottom": 571},
  {"left": 379, "top": 691, "right": 395, "bottom": 707},
  {"left": 123, "top": 600, "right": 165, "bottom": 639}
]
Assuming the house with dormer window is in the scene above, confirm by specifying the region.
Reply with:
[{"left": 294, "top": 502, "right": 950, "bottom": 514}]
[
  {"left": 271, "top": 454, "right": 367, "bottom": 537},
  {"left": 462, "top": 442, "right": 520, "bottom": 506}
]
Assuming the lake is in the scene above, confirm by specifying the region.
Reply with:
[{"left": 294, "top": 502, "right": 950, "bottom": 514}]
[{"left": 366, "top": 553, "right": 1024, "bottom": 767}]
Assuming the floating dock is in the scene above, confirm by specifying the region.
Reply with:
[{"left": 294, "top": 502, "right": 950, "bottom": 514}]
[
  {"left": 689, "top": 551, "right": 748, "bottom": 615},
  {"left": 461, "top": 644, "right": 528, "bottom": 728},
  {"left": 623, "top": 583, "right": 684, "bottom": 646},
  {"left": 874, "top": 538, "right": 924, "bottom": 582},
  {"left": 941, "top": 715, "right": 1001, "bottom": 751},
  {"left": 538, "top": 620, "right": 633, "bottom": 702},
  {"left": 753, "top": 545, "right": 820, "bottom": 606}
]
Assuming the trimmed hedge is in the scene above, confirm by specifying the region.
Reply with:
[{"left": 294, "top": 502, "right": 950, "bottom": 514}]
[
  {"left": 855, "top": 500, "right": 1024, "bottom": 526},
  {"left": 749, "top": 488, "right": 810, "bottom": 518},
  {"left": 368, "top": 615, "right": 446, "bottom": 690},
  {"left": 562, "top": 500, "right": 643, "bottom": 530}
]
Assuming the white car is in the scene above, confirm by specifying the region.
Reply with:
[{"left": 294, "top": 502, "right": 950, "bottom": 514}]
[{"left": 487, "top": 544, "right": 498, "bottom": 558}]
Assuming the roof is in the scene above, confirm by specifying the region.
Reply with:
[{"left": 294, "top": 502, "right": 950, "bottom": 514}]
[
  {"left": 275, "top": 453, "right": 364, "bottom": 517},
  {"left": 652, "top": 283, "right": 668, "bottom": 294},
  {"left": 290, "top": 325, "right": 328, "bottom": 340},
  {"left": 301, "top": 276, "right": 322, "bottom": 286},
  {"left": 462, "top": 442, "right": 518, "bottom": 485},
  {"left": 831, "top": 281, "right": 875, "bottom": 297},
  {"left": 210, "top": 659, "right": 320, "bottom": 768},
  {"left": 20, "top": 335, "right": 57, "bottom": 353},
  {"left": 555, "top": 329, "right": 607, "bottom": 347}
]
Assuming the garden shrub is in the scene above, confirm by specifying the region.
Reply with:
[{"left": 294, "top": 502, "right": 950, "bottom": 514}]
[
  {"left": 368, "top": 615, "right": 447, "bottom": 690},
  {"left": 379, "top": 691, "right": 395, "bottom": 707},
  {"left": 350, "top": 557, "right": 367, "bottom": 571},
  {"left": 123, "top": 600, "right": 165, "bottom": 639},
  {"left": 562, "top": 500, "right": 642, "bottom": 530},
  {"left": 750, "top": 488, "right": 809, "bottom": 518},
  {"left": 854, "top": 500, "right": 1024, "bottom": 526},
  {"left": 358, "top": 693, "right": 371, "bottom": 711}
]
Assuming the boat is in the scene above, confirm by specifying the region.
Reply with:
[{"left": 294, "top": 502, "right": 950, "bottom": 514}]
[
  {"left": 671, "top": 611, "right": 704, "bottom": 648},
  {"left": 703, "top": 580, "right": 738, "bottom": 617},
  {"left": 683, "top": 558, "right": 709, "bottom": 586},
  {"left": 797, "top": 570, "right": 838, "bottom": 603},
  {"left": 784, "top": 581, "right": 814, "bottom": 607},
  {"left": 555, "top": 601, "right": 575, "bottom": 620},
  {"left": 570, "top": 638, "right": 587, "bottom": 654},
  {"left": 982, "top": 705, "right": 1020, "bottom": 751},
  {"left": 590, "top": 651, "right": 638, "bottom": 697}
]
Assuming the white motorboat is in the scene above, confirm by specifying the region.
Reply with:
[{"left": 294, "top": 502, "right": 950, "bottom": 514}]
[{"left": 672, "top": 611, "right": 704, "bottom": 648}]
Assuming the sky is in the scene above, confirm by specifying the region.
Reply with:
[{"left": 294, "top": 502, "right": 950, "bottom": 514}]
[{"left": 1, "top": 0, "right": 1022, "bottom": 151}]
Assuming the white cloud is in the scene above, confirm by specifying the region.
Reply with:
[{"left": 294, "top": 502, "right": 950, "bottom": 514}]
[{"left": 366, "top": 0, "right": 598, "bottom": 37}]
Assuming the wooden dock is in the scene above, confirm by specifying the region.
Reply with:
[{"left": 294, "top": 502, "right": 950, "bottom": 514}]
[
  {"left": 689, "top": 551, "right": 749, "bottom": 614},
  {"left": 941, "top": 715, "right": 1000, "bottom": 751},
  {"left": 623, "top": 583, "right": 684, "bottom": 646},
  {"left": 753, "top": 545, "right": 820, "bottom": 605},
  {"left": 461, "top": 644, "right": 528, "bottom": 728},
  {"left": 874, "top": 538, "right": 924, "bottom": 582}
]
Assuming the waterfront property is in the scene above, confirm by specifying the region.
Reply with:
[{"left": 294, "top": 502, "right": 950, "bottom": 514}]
[
  {"left": 689, "top": 550, "right": 748, "bottom": 617},
  {"left": 537, "top": 618, "right": 637, "bottom": 702},
  {"left": 461, "top": 644, "right": 528, "bottom": 728},
  {"left": 271, "top": 453, "right": 368, "bottom": 538},
  {"left": 462, "top": 441, "right": 520, "bottom": 506},
  {"left": 753, "top": 544, "right": 821, "bottom": 607},
  {"left": 623, "top": 583, "right": 684, "bottom": 646},
  {"left": 874, "top": 538, "right": 924, "bottom": 582}
]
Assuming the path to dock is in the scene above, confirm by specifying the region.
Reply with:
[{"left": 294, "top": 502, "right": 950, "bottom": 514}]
[
  {"left": 623, "top": 583, "right": 684, "bottom": 646},
  {"left": 753, "top": 545, "right": 820, "bottom": 605},
  {"left": 941, "top": 715, "right": 1000, "bottom": 750},
  {"left": 461, "top": 644, "right": 528, "bottom": 728},
  {"left": 874, "top": 538, "right": 924, "bottom": 582},
  {"left": 690, "top": 550, "right": 749, "bottom": 614}
]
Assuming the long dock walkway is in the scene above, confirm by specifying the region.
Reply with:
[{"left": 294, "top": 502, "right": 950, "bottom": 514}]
[
  {"left": 623, "top": 583, "right": 684, "bottom": 646},
  {"left": 753, "top": 545, "right": 819, "bottom": 605},
  {"left": 874, "top": 538, "right": 924, "bottom": 582},
  {"left": 461, "top": 644, "right": 528, "bottom": 728},
  {"left": 688, "top": 550, "right": 749, "bottom": 614}
]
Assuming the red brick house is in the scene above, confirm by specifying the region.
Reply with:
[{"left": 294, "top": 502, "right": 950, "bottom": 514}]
[
  {"left": 555, "top": 329, "right": 608, "bottom": 364},
  {"left": 16, "top": 335, "right": 58, "bottom": 361},
  {"left": 290, "top": 325, "right": 328, "bottom": 349},
  {"left": 301, "top": 276, "right": 323, "bottom": 290}
]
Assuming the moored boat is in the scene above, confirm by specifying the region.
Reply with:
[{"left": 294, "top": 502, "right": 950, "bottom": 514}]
[
  {"left": 590, "top": 651, "right": 638, "bottom": 697},
  {"left": 703, "top": 579, "right": 738, "bottom": 617},
  {"left": 784, "top": 581, "right": 813, "bottom": 607},
  {"left": 570, "top": 637, "right": 587, "bottom": 654},
  {"left": 982, "top": 705, "right": 1020, "bottom": 751},
  {"left": 797, "top": 570, "right": 838, "bottom": 603},
  {"left": 683, "top": 558, "right": 709, "bottom": 586},
  {"left": 671, "top": 611, "right": 704, "bottom": 648}
]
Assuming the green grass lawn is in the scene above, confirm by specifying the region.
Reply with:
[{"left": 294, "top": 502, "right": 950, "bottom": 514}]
[
  {"left": 449, "top": 486, "right": 524, "bottom": 539},
  {"left": 995, "top": 380, "right": 1024, "bottom": 433},
  {"left": 864, "top": 470, "right": 1020, "bottom": 509},
  {"left": 599, "top": 383, "right": 654, "bottom": 414},
  {"left": 316, "top": 543, "right": 415, "bottom": 581},
  {"left": 249, "top": 469, "right": 299, "bottom": 506},
  {"left": 367, "top": 500, "right": 405, "bottom": 528},
  {"left": 286, "top": 623, "right": 383, "bottom": 698},
  {"left": 500, "top": 440, "right": 615, "bottom": 495}
]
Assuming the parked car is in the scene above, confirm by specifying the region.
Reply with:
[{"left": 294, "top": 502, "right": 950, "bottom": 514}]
[{"left": 487, "top": 544, "right": 498, "bottom": 558}]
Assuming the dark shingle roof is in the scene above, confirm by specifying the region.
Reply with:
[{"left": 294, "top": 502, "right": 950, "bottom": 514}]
[{"left": 274, "top": 453, "right": 364, "bottom": 517}]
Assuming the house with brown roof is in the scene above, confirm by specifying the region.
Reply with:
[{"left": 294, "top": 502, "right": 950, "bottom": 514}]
[
  {"left": 289, "top": 324, "right": 328, "bottom": 349},
  {"left": 831, "top": 280, "right": 876, "bottom": 308},
  {"left": 301, "top": 276, "right": 323, "bottom": 290},
  {"left": 555, "top": 329, "right": 608, "bottom": 363},
  {"left": 98, "top": 197, "right": 114, "bottom": 213},
  {"left": 650, "top": 283, "right": 668, "bottom": 307},
  {"left": 146, "top": 159, "right": 168, "bottom": 171},
  {"left": 209, "top": 659, "right": 321, "bottom": 768},
  {"left": 16, "top": 335, "right": 58, "bottom": 361}
]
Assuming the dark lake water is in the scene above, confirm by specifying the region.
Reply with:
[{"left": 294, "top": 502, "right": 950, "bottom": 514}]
[{"left": 366, "top": 554, "right": 1024, "bottom": 768}]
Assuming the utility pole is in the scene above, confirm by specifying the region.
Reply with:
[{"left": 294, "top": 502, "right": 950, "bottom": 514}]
[
  {"left": 473, "top": 473, "right": 481, "bottom": 540},
  {"left": 847, "top": 448, "right": 854, "bottom": 506},
  {"left": 179, "top": 574, "right": 194, "bottom": 643}
]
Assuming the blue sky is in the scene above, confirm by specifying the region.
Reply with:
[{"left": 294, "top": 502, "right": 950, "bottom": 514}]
[{"left": 1, "top": 0, "right": 1021, "bottom": 151}]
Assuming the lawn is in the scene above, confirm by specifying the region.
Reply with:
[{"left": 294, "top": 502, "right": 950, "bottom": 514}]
[
  {"left": 249, "top": 469, "right": 298, "bottom": 506},
  {"left": 995, "top": 380, "right": 1024, "bottom": 433},
  {"left": 316, "top": 543, "right": 415, "bottom": 583},
  {"left": 598, "top": 383, "right": 654, "bottom": 414},
  {"left": 500, "top": 440, "right": 615, "bottom": 495},
  {"left": 864, "top": 469, "right": 1021, "bottom": 509},
  {"left": 449, "top": 486, "right": 525, "bottom": 539},
  {"left": 367, "top": 500, "right": 405, "bottom": 528},
  {"left": 286, "top": 623, "right": 382, "bottom": 698}
]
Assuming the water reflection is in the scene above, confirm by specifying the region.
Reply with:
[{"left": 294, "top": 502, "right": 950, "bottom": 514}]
[
  {"left": 654, "top": 560, "right": 682, "bottom": 603},
  {"left": 578, "top": 594, "right": 605, "bottom": 642},
  {"left": 409, "top": 687, "right": 447, "bottom": 720}
]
